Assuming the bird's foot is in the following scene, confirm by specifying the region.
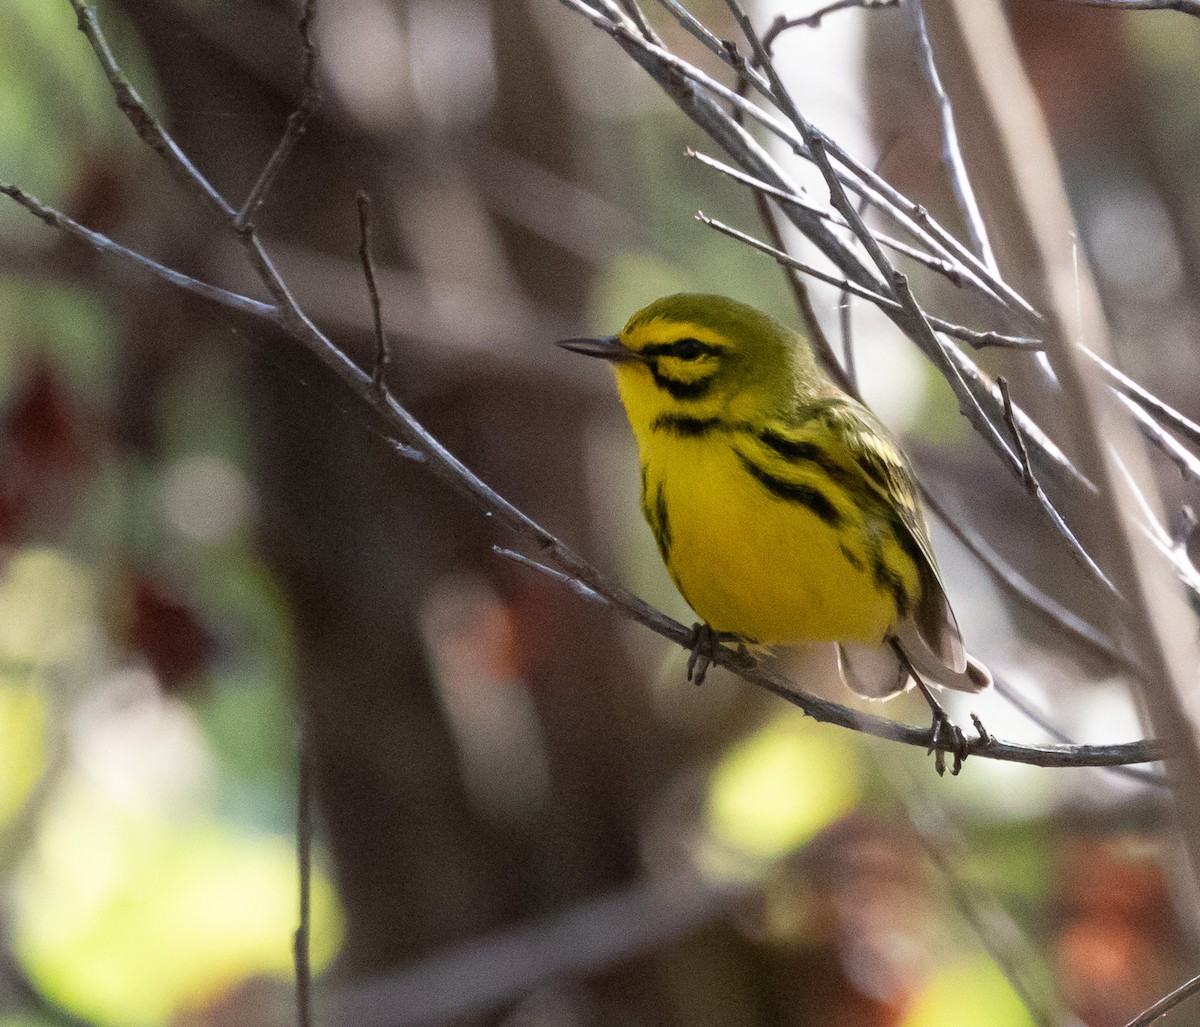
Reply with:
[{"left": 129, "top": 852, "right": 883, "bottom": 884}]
[
  {"left": 684, "top": 623, "right": 751, "bottom": 685},
  {"left": 916, "top": 679, "right": 969, "bottom": 776}
]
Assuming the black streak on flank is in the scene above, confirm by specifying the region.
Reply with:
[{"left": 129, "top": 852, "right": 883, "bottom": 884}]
[
  {"left": 654, "top": 481, "right": 672, "bottom": 556},
  {"left": 652, "top": 414, "right": 723, "bottom": 437},
  {"left": 839, "top": 543, "right": 865, "bottom": 572},
  {"left": 758, "top": 430, "right": 830, "bottom": 465},
  {"left": 736, "top": 452, "right": 843, "bottom": 527},
  {"left": 756, "top": 429, "right": 866, "bottom": 498},
  {"left": 871, "top": 549, "right": 911, "bottom": 617}
]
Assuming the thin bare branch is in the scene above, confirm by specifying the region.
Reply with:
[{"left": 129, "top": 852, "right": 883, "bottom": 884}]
[
  {"left": 0, "top": 183, "right": 274, "bottom": 320},
  {"left": 1083, "top": 345, "right": 1200, "bottom": 455},
  {"left": 765, "top": 0, "right": 900, "bottom": 42},
  {"left": 910, "top": 0, "right": 998, "bottom": 270},
  {"left": 657, "top": 0, "right": 731, "bottom": 58},
  {"left": 688, "top": 149, "right": 972, "bottom": 287},
  {"left": 235, "top": 0, "right": 321, "bottom": 230},
  {"left": 990, "top": 674, "right": 1166, "bottom": 787},
  {"left": 1124, "top": 969, "right": 1200, "bottom": 1027},
  {"left": 1123, "top": 395, "right": 1200, "bottom": 487},
  {"left": 615, "top": 0, "right": 662, "bottom": 42},
  {"left": 67, "top": 0, "right": 235, "bottom": 219},
  {"left": 922, "top": 489, "right": 1131, "bottom": 669},
  {"left": 1052, "top": 0, "right": 1200, "bottom": 14},
  {"left": 729, "top": 61, "right": 842, "bottom": 375},
  {"left": 998, "top": 377, "right": 1038, "bottom": 490},
  {"left": 355, "top": 192, "right": 390, "bottom": 393},
  {"left": 493, "top": 547, "right": 603, "bottom": 603},
  {"left": 698, "top": 212, "right": 1042, "bottom": 350}
]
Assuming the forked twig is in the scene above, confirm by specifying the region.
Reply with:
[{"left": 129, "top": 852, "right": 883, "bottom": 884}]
[
  {"left": 356, "top": 192, "right": 390, "bottom": 393},
  {"left": 235, "top": 0, "right": 320, "bottom": 230},
  {"left": 764, "top": 0, "right": 899, "bottom": 41},
  {"left": 909, "top": 0, "right": 997, "bottom": 271},
  {"left": 1051, "top": 0, "right": 1200, "bottom": 14},
  {"left": 998, "top": 377, "right": 1038, "bottom": 492},
  {"left": 1124, "top": 969, "right": 1200, "bottom": 1027},
  {"left": 697, "top": 213, "right": 1042, "bottom": 350}
]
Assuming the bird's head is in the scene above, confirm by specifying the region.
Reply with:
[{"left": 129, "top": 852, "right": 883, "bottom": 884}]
[{"left": 558, "top": 293, "right": 816, "bottom": 431}]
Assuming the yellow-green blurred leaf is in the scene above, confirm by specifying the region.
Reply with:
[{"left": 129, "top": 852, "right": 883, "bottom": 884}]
[
  {"left": 13, "top": 774, "right": 342, "bottom": 1027},
  {"left": 0, "top": 679, "right": 46, "bottom": 829},
  {"left": 706, "top": 714, "right": 860, "bottom": 864},
  {"left": 901, "top": 957, "right": 1038, "bottom": 1027}
]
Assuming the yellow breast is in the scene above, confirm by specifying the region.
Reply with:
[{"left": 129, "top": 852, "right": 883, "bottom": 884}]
[{"left": 640, "top": 432, "right": 898, "bottom": 646}]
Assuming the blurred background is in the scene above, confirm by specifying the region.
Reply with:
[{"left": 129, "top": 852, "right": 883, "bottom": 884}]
[{"left": 1, "top": 0, "right": 1200, "bottom": 1024}]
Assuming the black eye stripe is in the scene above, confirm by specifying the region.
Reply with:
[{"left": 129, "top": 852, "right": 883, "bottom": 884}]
[{"left": 640, "top": 337, "right": 720, "bottom": 360}]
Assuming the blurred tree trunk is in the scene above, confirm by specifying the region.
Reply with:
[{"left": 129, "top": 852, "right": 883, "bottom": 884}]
[{"left": 108, "top": 0, "right": 663, "bottom": 995}]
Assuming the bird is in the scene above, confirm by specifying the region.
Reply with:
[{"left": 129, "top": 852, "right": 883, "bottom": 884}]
[{"left": 558, "top": 293, "right": 990, "bottom": 713}]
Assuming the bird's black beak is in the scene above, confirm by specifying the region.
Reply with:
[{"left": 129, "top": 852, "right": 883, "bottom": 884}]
[{"left": 556, "top": 334, "right": 639, "bottom": 363}]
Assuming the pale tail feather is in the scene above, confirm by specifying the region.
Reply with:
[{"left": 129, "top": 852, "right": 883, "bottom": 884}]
[
  {"left": 837, "top": 630, "right": 992, "bottom": 700},
  {"left": 894, "top": 619, "right": 991, "bottom": 693},
  {"left": 836, "top": 641, "right": 909, "bottom": 699}
]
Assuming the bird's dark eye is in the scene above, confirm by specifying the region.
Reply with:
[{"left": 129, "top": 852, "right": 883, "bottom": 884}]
[{"left": 672, "top": 337, "right": 706, "bottom": 360}]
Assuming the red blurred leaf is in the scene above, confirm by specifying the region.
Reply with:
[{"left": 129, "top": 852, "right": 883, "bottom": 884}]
[
  {"left": 128, "top": 575, "right": 215, "bottom": 694},
  {"left": 0, "top": 359, "right": 99, "bottom": 544},
  {"left": 5, "top": 359, "right": 88, "bottom": 470}
]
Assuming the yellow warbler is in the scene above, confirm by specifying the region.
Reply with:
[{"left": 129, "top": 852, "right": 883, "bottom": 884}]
[{"left": 560, "top": 294, "right": 990, "bottom": 699}]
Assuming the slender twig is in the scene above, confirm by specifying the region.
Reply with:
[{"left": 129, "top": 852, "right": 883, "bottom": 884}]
[
  {"left": 991, "top": 672, "right": 1166, "bottom": 787},
  {"left": 838, "top": 297, "right": 857, "bottom": 388},
  {"left": 1174, "top": 506, "right": 1199, "bottom": 554},
  {"left": 615, "top": 0, "right": 662, "bottom": 42},
  {"left": 356, "top": 192, "right": 390, "bottom": 393},
  {"left": 922, "top": 489, "right": 1130, "bottom": 669},
  {"left": 66, "top": 0, "right": 236, "bottom": 220},
  {"left": 764, "top": 0, "right": 900, "bottom": 42},
  {"left": 294, "top": 715, "right": 313, "bottom": 1027},
  {"left": 1111, "top": 450, "right": 1200, "bottom": 596},
  {"left": 1052, "top": 0, "right": 1200, "bottom": 14},
  {"left": 728, "top": 61, "right": 842, "bottom": 374},
  {"left": 0, "top": 183, "right": 275, "bottom": 319},
  {"left": 657, "top": 0, "right": 730, "bottom": 57},
  {"left": 1083, "top": 346, "right": 1200, "bottom": 456},
  {"left": 687, "top": 149, "right": 970, "bottom": 287},
  {"left": 697, "top": 212, "right": 1043, "bottom": 350},
  {"left": 582, "top": 0, "right": 1040, "bottom": 323},
  {"left": 562, "top": 0, "right": 1004, "bottom": 309},
  {"left": 909, "top": 0, "right": 998, "bottom": 271},
  {"left": 235, "top": 0, "right": 320, "bottom": 230},
  {"left": 493, "top": 547, "right": 604, "bottom": 603},
  {"left": 1123, "top": 395, "right": 1200, "bottom": 487},
  {"left": 497, "top": 547, "right": 1161, "bottom": 768},
  {"left": 1124, "top": 969, "right": 1200, "bottom": 1027},
  {"left": 998, "top": 378, "right": 1038, "bottom": 491}
]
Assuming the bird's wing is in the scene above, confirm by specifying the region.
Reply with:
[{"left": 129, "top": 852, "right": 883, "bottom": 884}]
[{"left": 781, "top": 398, "right": 988, "bottom": 692}]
